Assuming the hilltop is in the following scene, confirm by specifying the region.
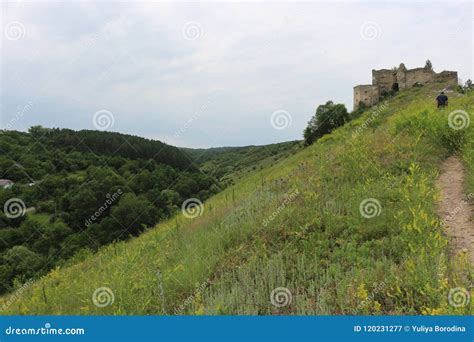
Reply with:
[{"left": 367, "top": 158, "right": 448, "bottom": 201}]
[{"left": 1, "top": 82, "right": 473, "bottom": 315}]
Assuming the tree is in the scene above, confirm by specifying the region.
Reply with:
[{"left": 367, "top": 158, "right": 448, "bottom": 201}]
[
  {"left": 424, "top": 59, "right": 433, "bottom": 71},
  {"left": 303, "top": 101, "right": 350, "bottom": 145},
  {"left": 464, "top": 79, "right": 473, "bottom": 91},
  {"left": 3, "top": 245, "right": 44, "bottom": 280},
  {"left": 31, "top": 221, "right": 72, "bottom": 256},
  {"left": 28, "top": 125, "right": 50, "bottom": 138},
  {"left": 0, "top": 265, "right": 13, "bottom": 293},
  {"left": 107, "top": 193, "right": 157, "bottom": 237},
  {"left": 66, "top": 187, "right": 98, "bottom": 230}
]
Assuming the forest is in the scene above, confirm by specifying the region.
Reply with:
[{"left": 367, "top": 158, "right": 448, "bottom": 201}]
[
  {"left": 182, "top": 141, "right": 301, "bottom": 185},
  {"left": 0, "top": 127, "right": 219, "bottom": 293}
]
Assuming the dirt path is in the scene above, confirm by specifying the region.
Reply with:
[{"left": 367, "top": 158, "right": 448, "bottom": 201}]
[{"left": 436, "top": 155, "right": 474, "bottom": 264}]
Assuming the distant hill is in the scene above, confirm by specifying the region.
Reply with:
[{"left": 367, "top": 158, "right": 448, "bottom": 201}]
[
  {"left": 29, "top": 126, "right": 195, "bottom": 171},
  {"left": 182, "top": 141, "right": 301, "bottom": 185}
]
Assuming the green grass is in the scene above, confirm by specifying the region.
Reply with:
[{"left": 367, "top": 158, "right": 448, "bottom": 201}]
[{"left": 1, "top": 83, "right": 473, "bottom": 315}]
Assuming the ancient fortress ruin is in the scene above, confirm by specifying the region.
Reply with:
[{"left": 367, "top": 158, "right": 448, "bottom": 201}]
[{"left": 353, "top": 63, "right": 458, "bottom": 110}]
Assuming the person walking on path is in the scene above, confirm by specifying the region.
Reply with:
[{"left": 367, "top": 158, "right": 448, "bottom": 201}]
[{"left": 436, "top": 91, "right": 449, "bottom": 109}]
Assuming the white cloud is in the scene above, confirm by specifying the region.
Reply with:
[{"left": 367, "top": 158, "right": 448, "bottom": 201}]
[{"left": 1, "top": 1, "right": 472, "bottom": 147}]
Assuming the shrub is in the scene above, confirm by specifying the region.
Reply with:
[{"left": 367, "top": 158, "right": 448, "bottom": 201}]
[
  {"left": 424, "top": 59, "right": 433, "bottom": 71},
  {"left": 303, "top": 101, "right": 350, "bottom": 145},
  {"left": 350, "top": 102, "right": 367, "bottom": 120}
]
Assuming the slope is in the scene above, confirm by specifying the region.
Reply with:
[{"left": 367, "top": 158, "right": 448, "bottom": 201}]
[
  {"left": 1, "top": 83, "right": 473, "bottom": 315},
  {"left": 182, "top": 141, "right": 301, "bottom": 186}
]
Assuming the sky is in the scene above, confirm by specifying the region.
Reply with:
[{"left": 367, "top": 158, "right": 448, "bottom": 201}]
[{"left": 1, "top": 0, "right": 473, "bottom": 148}]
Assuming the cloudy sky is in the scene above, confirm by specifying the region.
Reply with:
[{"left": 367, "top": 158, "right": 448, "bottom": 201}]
[{"left": 1, "top": 0, "right": 472, "bottom": 148}]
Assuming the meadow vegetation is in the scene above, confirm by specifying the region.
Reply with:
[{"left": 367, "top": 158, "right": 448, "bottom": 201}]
[{"left": 1, "top": 83, "right": 473, "bottom": 315}]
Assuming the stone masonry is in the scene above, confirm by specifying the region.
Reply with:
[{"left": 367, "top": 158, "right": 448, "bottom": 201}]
[{"left": 353, "top": 62, "right": 458, "bottom": 110}]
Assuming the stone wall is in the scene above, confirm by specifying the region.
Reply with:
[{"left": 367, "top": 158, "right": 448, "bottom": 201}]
[
  {"left": 353, "top": 85, "right": 379, "bottom": 109},
  {"left": 353, "top": 62, "right": 458, "bottom": 110},
  {"left": 404, "top": 68, "right": 437, "bottom": 89},
  {"left": 434, "top": 71, "right": 458, "bottom": 86},
  {"left": 372, "top": 69, "right": 396, "bottom": 93}
]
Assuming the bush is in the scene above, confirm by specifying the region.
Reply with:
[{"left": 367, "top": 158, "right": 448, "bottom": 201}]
[
  {"left": 303, "top": 101, "right": 350, "bottom": 145},
  {"left": 463, "top": 79, "right": 473, "bottom": 92},
  {"left": 350, "top": 103, "right": 366, "bottom": 120},
  {"left": 455, "top": 85, "right": 465, "bottom": 94}
]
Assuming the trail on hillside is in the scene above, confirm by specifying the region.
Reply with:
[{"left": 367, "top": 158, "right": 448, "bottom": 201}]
[{"left": 437, "top": 156, "right": 474, "bottom": 264}]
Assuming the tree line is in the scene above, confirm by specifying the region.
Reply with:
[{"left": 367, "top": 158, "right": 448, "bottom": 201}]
[{"left": 0, "top": 127, "right": 218, "bottom": 293}]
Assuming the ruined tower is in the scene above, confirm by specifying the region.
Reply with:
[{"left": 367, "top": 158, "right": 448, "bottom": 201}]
[{"left": 353, "top": 62, "right": 458, "bottom": 110}]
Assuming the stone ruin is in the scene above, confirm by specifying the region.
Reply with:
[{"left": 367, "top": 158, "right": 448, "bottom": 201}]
[{"left": 353, "top": 62, "right": 458, "bottom": 110}]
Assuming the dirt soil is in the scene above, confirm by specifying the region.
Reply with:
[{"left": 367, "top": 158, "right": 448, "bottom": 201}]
[{"left": 437, "top": 155, "right": 474, "bottom": 264}]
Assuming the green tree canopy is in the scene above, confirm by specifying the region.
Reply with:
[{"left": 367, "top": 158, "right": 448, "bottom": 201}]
[{"left": 303, "top": 101, "right": 350, "bottom": 145}]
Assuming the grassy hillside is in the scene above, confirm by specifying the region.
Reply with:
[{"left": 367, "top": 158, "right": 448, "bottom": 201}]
[{"left": 1, "top": 83, "right": 473, "bottom": 315}]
